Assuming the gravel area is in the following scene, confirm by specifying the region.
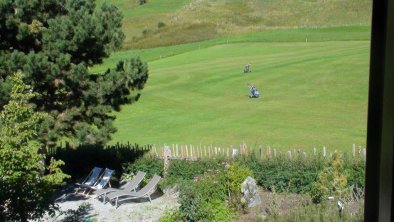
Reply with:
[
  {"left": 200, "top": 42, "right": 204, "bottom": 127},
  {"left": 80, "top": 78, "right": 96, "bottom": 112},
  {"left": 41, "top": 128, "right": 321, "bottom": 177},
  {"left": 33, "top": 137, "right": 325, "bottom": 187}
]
[{"left": 40, "top": 186, "right": 179, "bottom": 222}]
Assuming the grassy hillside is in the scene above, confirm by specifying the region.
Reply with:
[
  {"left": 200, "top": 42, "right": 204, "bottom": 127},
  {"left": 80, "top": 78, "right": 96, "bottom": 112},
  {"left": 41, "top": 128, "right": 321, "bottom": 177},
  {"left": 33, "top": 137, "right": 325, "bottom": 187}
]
[
  {"left": 97, "top": 0, "right": 372, "bottom": 49},
  {"left": 110, "top": 40, "right": 369, "bottom": 150},
  {"left": 91, "top": 1, "right": 371, "bottom": 151},
  {"left": 92, "top": 26, "right": 370, "bottom": 73}
]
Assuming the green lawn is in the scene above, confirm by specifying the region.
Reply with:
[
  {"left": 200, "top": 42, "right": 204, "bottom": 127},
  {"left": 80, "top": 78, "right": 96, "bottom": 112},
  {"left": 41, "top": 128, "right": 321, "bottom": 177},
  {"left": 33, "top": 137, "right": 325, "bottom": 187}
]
[
  {"left": 92, "top": 26, "right": 370, "bottom": 73},
  {"left": 108, "top": 40, "right": 369, "bottom": 151}
]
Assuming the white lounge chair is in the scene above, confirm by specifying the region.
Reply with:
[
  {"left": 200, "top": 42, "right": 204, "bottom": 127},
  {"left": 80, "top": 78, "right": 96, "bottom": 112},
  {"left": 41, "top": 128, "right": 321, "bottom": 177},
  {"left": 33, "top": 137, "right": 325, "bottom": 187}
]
[
  {"left": 77, "top": 168, "right": 114, "bottom": 195},
  {"left": 75, "top": 167, "right": 103, "bottom": 190},
  {"left": 106, "top": 174, "right": 162, "bottom": 208},
  {"left": 95, "top": 171, "right": 146, "bottom": 202}
]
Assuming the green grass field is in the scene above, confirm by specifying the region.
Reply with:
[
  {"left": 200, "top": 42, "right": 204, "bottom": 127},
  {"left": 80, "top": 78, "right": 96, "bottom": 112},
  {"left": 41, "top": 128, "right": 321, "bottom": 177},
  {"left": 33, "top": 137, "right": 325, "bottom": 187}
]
[
  {"left": 91, "top": 1, "right": 371, "bottom": 152},
  {"left": 106, "top": 39, "right": 369, "bottom": 151}
]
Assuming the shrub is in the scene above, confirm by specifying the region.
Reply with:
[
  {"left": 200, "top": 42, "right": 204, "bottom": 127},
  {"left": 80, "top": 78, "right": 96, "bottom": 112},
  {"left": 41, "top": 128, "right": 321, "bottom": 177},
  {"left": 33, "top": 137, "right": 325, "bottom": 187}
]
[
  {"left": 123, "top": 154, "right": 163, "bottom": 178},
  {"left": 201, "top": 199, "right": 236, "bottom": 222},
  {"left": 157, "top": 21, "right": 166, "bottom": 29},
  {"left": 161, "top": 158, "right": 223, "bottom": 189},
  {"left": 178, "top": 169, "right": 229, "bottom": 221},
  {"left": 243, "top": 154, "right": 327, "bottom": 194},
  {"left": 0, "top": 72, "right": 69, "bottom": 221},
  {"left": 227, "top": 162, "right": 252, "bottom": 194},
  {"left": 226, "top": 162, "right": 252, "bottom": 212},
  {"left": 142, "top": 28, "right": 151, "bottom": 36},
  {"left": 344, "top": 158, "right": 365, "bottom": 189},
  {"left": 311, "top": 151, "right": 350, "bottom": 203}
]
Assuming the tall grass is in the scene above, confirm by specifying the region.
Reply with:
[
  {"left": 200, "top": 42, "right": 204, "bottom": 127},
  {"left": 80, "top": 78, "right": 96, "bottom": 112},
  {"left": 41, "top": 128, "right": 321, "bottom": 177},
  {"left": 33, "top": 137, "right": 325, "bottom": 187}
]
[{"left": 96, "top": 0, "right": 371, "bottom": 49}]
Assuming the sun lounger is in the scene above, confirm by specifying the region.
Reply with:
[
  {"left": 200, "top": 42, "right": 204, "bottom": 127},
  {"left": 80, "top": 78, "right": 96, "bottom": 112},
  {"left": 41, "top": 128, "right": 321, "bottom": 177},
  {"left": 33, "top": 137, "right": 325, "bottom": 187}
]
[
  {"left": 106, "top": 174, "right": 162, "bottom": 208},
  {"left": 77, "top": 168, "right": 114, "bottom": 195},
  {"left": 95, "top": 171, "right": 146, "bottom": 202},
  {"left": 75, "top": 167, "right": 103, "bottom": 188}
]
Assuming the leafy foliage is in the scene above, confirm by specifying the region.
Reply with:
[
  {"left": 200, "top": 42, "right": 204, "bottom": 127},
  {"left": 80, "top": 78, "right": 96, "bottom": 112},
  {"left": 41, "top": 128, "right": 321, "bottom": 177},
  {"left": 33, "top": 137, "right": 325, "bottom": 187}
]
[
  {"left": 311, "top": 151, "right": 350, "bottom": 203},
  {"left": 0, "top": 72, "right": 69, "bottom": 221},
  {"left": 172, "top": 160, "right": 251, "bottom": 221},
  {"left": 0, "top": 0, "right": 148, "bottom": 148},
  {"left": 226, "top": 162, "right": 252, "bottom": 212},
  {"left": 164, "top": 159, "right": 223, "bottom": 184},
  {"left": 242, "top": 154, "right": 327, "bottom": 194},
  {"left": 241, "top": 152, "right": 365, "bottom": 199},
  {"left": 178, "top": 171, "right": 229, "bottom": 222},
  {"left": 200, "top": 199, "right": 237, "bottom": 222},
  {"left": 123, "top": 154, "right": 164, "bottom": 178}
]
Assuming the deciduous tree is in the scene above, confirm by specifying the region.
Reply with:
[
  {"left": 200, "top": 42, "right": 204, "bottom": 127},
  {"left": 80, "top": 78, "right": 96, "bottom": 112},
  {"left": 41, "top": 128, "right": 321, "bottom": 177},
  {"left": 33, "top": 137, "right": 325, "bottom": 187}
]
[{"left": 0, "top": 72, "right": 69, "bottom": 221}]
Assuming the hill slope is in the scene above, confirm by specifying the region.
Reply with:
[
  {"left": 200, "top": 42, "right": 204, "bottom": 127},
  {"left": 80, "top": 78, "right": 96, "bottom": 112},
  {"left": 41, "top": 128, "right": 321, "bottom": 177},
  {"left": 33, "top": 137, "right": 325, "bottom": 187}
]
[{"left": 97, "top": 0, "right": 372, "bottom": 49}]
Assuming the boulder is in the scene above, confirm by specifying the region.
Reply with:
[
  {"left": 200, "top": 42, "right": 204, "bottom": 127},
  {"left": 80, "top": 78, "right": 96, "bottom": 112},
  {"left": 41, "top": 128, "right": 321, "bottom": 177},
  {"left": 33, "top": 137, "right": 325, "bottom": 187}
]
[{"left": 241, "top": 176, "right": 261, "bottom": 207}]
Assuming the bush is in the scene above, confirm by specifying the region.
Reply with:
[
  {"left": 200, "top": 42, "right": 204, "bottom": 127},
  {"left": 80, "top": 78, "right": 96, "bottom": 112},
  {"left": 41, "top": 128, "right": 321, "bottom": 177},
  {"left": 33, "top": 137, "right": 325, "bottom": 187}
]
[
  {"left": 157, "top": 21, "right": 166, "bottom": 29},
  {"left": 175, "top": 161, "right": 253, "bottom": 221},
  {"left": 226, "top": 162, "right": 252, "bottom": 212},
  {"left": 123, "top": 154, "right": 163, "bottom": 178},
  {"left": 161, "top": 158, "right": 223, "bottom": 189},
  {"left": 142, "top": 28, "right": 151, "bottom": 36},
  {"left": 201, "top": 199, "right": 236, "bottom": 222},
  {"left": 344, "top": 159, "right": 365, "bottom": 189},
  {"left": 178, "top": 168, "right": 229, "bottom": 221},
  {"left": 243, "top": 154, "right": 327, "bottom": 194},
  {"left": 311, "top": 151, "right": 350, "bottom": 203}
]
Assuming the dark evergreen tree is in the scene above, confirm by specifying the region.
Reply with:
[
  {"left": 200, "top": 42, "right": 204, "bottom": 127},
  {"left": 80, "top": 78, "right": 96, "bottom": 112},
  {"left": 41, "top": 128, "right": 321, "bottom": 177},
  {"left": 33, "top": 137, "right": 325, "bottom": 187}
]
[{"left": 0, "top": 0, "right": 149, "bottom": 147}]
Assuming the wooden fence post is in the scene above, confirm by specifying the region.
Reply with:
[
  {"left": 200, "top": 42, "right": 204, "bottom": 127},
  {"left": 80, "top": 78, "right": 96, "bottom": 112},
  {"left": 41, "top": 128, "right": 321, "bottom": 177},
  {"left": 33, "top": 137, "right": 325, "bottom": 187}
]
[
  {"left": 352, "top": 144, "right": 356, "bottom": 158},
  {"left": 163, "top": 146, "right": 171, "bottom": 177},
  {"left": 258, "top": 145, "right": 262, "bottom": 160}
]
